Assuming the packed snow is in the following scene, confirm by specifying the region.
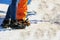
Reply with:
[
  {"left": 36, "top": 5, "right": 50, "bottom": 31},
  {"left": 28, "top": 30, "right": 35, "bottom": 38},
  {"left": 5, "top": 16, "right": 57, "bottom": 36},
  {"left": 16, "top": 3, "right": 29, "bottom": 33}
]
[{"left": 0, "top": 0, "right": 60, "bottom": 40}]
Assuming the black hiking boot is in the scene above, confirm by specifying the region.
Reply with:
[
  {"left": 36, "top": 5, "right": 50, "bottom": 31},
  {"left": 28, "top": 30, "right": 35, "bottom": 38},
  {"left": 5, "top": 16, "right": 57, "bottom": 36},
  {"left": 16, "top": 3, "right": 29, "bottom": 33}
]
[
  {"left": 17, "top": 19, "right": 30, "bottom": 29},
  {"left": 10, "top": 20, "right": 23, "bottom": 29},
  {"left": 24, "top": 19, "right": 30, "bottom": 26},
  {"left": 10, "top": 18, "right": 30, "bottom": 29},
  {"left": 17, "top": 19, "right": 26, "bottom": 29},
  {"left": 10, "top": 19, "right": 27, "bottom": 29},
  {"left": 1, "top": 19, "right": 10, "bottom": 28}
]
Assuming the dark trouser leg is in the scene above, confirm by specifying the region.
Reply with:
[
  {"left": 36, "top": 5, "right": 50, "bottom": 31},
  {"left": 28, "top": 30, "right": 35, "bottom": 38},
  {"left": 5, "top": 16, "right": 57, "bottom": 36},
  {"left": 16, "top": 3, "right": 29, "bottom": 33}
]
[
  {"left": 10, "top": 0, "right": 17, "bottom": 20},
  {"left": 1, "top": 0, "right": 17, "bottom": 28},
  {"left": 9, "top": 0, "right": 20, "bottom": 29},
  {"left": 5, "top": 0, "right": 17, "bottom": 20},
  {"left": 1, "top": 3, "right": 11, "bottom": 28}
]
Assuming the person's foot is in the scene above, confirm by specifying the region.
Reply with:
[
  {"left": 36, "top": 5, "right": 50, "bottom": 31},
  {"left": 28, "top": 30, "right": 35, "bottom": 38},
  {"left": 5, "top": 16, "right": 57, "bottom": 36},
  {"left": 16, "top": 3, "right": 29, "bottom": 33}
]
[
  {"left": 17, "top": 19, "right": 27, "bottom": 29},
  {"left": 17, "top": 19, "right": 30, "bottom": 27},
  {"left": 1, "top": 19, "right": 10, "bottom": 28},
  {"left": 10, "top": 18, "right": 30, "bottom": 29},
  {"left": 10, "top": 20, "right": 25, "bottom": 29},
  {"left": 24, "top": 19, "right": 30, "bottom": 26}
]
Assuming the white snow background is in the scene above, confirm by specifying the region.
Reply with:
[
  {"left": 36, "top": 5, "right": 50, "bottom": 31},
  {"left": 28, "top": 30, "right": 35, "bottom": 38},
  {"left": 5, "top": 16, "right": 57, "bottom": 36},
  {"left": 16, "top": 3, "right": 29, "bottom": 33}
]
[{"left": 0, "top": 0, "right": 60, "bottom": 40}]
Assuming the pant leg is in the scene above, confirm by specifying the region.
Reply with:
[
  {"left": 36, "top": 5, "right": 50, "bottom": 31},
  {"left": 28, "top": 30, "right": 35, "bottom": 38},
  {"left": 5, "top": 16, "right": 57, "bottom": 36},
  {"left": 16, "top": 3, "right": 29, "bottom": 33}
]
[
  {"left": 10, "top": 0, "right": 17, "bottom": 20},
  {"left": 28, "top": 0, "right": 31, "bottom": 4},
  {"left": 5, "top": 0, "right": 17, "bottom": 20},
  {"left": 16, "top": 0, "right": 28, "bottom": 20}
]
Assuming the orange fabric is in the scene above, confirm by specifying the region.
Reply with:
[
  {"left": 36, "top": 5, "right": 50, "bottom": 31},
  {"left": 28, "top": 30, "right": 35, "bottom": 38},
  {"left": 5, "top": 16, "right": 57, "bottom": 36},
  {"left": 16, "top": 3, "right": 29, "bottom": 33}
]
[{"left": 16, "top": 0, "right": 28, "bottom": 20}]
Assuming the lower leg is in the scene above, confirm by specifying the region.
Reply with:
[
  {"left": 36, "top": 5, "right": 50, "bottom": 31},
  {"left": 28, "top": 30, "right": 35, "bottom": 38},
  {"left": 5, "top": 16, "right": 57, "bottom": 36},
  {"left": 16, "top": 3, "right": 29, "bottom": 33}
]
[
  {"left": 16, "top": 0, "right": 30, "bottom": 27},
  {"left": 1, "top": 4, "right": 12, "bottom": 28},
  {"left": 10, "top": 0, "right": 17, "bottom": 20}
]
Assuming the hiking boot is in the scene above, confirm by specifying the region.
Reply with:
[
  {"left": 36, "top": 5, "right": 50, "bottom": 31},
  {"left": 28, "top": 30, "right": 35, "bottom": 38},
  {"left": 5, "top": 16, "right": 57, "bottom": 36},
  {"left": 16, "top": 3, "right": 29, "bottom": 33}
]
[
  {"left": 17, "top": 19, "right": 30, "bottom": 28},
  {"left": 10, "top": 20, "right": 18, "bottom": 29},
  {"left": 10, "top": 20, "right": 25, "bottom": 29},
  {"left": 1, "top": 19, "right": 10, "bottom": 28},
  {"left": 24, "top": 19, "right": 30, "bottom": 26},
  {"left": 17, "top": 19, "right": 26, "bottom": 29},
  {"left": 10, "top": 19, "right": 30, "bottom": 29}
]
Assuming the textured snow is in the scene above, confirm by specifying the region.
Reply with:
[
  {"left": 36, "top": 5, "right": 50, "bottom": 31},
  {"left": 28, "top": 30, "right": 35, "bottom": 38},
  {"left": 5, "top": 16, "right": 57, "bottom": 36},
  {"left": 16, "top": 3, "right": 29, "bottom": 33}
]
[
  {"left": 0, "top": 0, "right": 60, "bottom": 40},
  {"left": 0, "top": 22, "right": 60, "bottom": 40}
]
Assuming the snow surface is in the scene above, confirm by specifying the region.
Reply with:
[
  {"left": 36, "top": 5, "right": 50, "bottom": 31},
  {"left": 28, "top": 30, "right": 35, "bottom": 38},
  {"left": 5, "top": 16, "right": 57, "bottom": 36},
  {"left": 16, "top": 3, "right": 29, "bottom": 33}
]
[
  {"left": 0, "top": 22, "right": 60, "bottom": 40},
  {"left": 0, "top": 4, "right": 9, "bottom": 18},
  {"left": 0, "top": 0, "right": 60, "bottom": 40}
]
